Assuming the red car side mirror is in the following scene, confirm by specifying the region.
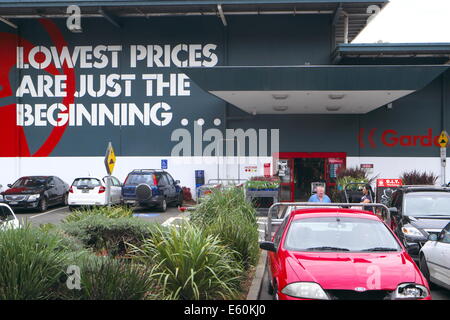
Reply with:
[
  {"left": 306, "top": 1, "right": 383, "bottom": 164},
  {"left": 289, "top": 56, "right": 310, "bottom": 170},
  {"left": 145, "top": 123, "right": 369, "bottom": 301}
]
[{"left": 259, "top": 241, "right": 277, "bottom": 252}]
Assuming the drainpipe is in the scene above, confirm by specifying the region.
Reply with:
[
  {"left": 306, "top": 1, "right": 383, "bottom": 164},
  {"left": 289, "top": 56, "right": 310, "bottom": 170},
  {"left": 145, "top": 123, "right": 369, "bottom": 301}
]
[
  {"left": 442, "top": 73, "right": 447, "bottom": 133},
  {"left": 343, "top": 12, "right": 349, "bottom": 44},
  {"left": 442, "top": 73, "right": 448, "bottom": 185}
]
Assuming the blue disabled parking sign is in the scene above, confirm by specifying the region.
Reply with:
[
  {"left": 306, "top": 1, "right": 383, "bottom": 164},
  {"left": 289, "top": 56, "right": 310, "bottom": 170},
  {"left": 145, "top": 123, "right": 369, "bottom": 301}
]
[{"left": 161, "top": 159, "right": 168, "bottom": 169}]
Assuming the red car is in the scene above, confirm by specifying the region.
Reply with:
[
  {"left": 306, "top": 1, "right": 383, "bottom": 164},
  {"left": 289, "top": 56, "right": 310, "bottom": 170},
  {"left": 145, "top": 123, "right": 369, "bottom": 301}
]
[{"left": 260, "top": 208, "right": 431, "bottom": 300}]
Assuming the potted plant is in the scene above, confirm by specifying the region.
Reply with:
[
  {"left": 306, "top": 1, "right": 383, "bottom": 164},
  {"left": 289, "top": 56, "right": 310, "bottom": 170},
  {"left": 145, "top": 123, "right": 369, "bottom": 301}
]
[{"left": 245, "top": 176, "right": 280, "bottom": 191}]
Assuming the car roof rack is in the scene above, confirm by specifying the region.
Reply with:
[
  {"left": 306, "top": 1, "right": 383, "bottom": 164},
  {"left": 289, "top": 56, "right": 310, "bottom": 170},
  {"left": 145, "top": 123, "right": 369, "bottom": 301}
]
[
  {"left": 265, "top": 202, "right": 391, "bottom": 241},
  {"left": 400, "top": 185, "right": 443, "bottom": 188},
  {"left": 130, "top": 169, "right": 165, "bottom": 173},
  {"left": 400, "top": 185, "right": 450, "bottom": 191}
]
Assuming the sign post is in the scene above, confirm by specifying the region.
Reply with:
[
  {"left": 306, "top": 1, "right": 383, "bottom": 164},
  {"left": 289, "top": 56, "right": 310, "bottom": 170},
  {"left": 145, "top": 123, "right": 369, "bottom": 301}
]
[
  {"left": 439, "top": 131, "right": 448, "bottom": 186},
  {"left": 104, "top": 142, "right": 116, "bottom": 207}
]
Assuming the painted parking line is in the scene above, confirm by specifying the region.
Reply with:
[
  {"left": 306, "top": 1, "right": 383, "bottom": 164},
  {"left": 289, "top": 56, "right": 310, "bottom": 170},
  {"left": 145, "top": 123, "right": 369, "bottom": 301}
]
[
  {"left": 133, "top": 213, "right": 160, "bottom": 217},
  {"left": 161, "top": 216, "right": 189, "bottom": 227},
  {"left": 29, "top": 206, "right": 68, "bottom": 219}
]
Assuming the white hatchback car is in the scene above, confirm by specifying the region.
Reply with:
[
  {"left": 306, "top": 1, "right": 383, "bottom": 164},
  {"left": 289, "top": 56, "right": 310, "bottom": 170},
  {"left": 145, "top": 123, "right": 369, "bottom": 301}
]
[
  {"left": 419, "top": 222, "right": 450, "bottom": 290},
  {"left": 0, "top": 203, "right": 20, "bottom": 231},
  {"left": 68, "top": 176, "right": 123, "bottom": 210}
]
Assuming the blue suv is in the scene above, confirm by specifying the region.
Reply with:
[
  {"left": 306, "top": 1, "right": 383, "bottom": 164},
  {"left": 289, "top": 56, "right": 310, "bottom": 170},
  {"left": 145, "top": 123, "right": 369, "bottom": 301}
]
[{"left": 122, "top": 169, "right": 183, "bottom": 212}]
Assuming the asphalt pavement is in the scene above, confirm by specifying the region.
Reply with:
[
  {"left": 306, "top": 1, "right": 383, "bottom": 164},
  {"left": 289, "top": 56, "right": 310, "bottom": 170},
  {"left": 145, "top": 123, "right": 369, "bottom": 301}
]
[{"left": 13, "top": 204, "right": 187, "bottom": 227}]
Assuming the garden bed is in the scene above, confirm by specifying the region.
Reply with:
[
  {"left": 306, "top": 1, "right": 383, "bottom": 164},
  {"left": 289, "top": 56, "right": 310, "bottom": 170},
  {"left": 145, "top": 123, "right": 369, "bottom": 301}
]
[{"left": 0, "top": 189, "right": 261, "bottom": 300}]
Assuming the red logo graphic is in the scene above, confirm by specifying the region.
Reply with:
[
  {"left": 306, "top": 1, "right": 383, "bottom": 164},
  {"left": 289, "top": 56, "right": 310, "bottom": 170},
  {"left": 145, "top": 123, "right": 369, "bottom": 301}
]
[
  {"left": 359, "top": 128, "right": 442, "bottom": 148},
  {"left": 0, "top": 19, "right": 75, "bottom": 157}
]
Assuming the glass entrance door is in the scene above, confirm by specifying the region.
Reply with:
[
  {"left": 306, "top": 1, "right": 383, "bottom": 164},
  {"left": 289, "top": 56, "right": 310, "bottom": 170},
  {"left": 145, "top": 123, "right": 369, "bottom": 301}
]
[
  {"left": 277, "top": 158, "right": 294, "bottom": 202},
  {"left": 276, "top": 153, "right": 346, "bottom": 202}
]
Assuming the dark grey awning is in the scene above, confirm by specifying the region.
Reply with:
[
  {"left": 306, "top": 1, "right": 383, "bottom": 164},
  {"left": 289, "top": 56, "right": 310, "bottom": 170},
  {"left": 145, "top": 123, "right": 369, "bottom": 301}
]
[
  {"left": 181, "top": 65, "right": 449, "bottom": 114},
  {"left": 0, "top": 0, "right": 388, "bottom": 7}
]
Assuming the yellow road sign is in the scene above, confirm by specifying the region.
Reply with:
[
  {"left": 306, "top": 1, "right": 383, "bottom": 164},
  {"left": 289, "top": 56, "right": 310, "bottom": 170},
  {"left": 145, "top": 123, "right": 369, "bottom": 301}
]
[
  {"left": 439, "top": 131, "right": 448, "bottom": 148},
  {"left": 104, "top": 142, "right": 116, "bottom": 175}
]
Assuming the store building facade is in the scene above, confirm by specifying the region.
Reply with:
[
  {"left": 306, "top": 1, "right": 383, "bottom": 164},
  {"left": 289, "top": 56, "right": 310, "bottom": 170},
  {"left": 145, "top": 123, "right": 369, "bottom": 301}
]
[{"left": 0, "top": 0, "right": 449, "bottom": 199}]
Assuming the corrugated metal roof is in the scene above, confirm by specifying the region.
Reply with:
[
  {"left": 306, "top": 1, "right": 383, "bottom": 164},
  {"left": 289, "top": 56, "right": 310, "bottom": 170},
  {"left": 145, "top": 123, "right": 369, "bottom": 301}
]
[
  {"left": 333, "top": 43, "right": 450, "bottom": 63},
  {"left": 0, "top": 0, "right": 388, "bottom": 44},
  {"left": 0, "top": 1, "right": 389, "bottom": 8}
]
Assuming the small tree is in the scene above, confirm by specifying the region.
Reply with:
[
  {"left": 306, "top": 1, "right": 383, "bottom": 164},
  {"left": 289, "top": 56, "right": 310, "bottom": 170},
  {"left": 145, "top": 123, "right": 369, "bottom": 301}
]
[
  {"left": 400, "top": 170, "right": 438, "bottom": 185},
  {"left": 332, "top": 166, "right": 376, "bottom": 202},
  {"left": 335, "top": 166, "right": 374, "bottom": 191}
]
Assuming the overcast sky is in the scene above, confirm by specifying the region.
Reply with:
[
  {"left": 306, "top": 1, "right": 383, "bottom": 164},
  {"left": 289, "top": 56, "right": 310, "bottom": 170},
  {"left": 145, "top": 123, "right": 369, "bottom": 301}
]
[{"left": 353, "top": 0, "right": 450, "bottom": 43}]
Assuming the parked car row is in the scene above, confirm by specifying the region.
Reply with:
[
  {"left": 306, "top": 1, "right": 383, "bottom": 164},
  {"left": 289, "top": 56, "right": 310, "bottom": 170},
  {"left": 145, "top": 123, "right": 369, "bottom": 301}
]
[{"left": 0, "top": 169, "right": 183, "bottom": 213}]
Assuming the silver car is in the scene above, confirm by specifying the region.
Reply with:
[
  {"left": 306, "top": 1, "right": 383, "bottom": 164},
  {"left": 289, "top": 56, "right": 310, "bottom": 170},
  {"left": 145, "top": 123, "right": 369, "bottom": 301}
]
[{"left": 0, "top": 203, "right": 20, "bottom": 231}]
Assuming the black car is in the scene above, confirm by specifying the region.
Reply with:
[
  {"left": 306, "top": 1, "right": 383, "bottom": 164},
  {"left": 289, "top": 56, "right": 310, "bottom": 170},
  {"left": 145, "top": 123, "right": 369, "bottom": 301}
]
[
  {"left": 0, "top": 176, "right": 69, "bottom": 212},
  {"left": 122, "top": 169, "right": 183, "bottom": 212},
  {"left": 388, "top": 186, "right": 450, "bottom": 261}
]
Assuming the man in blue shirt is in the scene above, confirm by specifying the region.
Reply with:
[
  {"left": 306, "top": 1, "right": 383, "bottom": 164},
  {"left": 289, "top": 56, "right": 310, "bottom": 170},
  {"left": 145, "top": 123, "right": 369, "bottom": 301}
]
[{"left": 308, "top": 186, "right": 331, "bottom": 203}]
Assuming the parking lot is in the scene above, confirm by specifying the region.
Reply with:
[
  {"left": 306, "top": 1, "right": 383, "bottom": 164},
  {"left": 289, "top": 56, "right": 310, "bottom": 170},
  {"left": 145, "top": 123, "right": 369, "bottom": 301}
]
[{"left": 13, "top": 205, "right": 187, "bottom": 227}]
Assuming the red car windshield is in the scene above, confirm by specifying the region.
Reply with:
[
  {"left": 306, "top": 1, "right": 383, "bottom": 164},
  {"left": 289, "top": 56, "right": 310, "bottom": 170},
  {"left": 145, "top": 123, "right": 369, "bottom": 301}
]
[{"left": 284, "top": 216, "right": 401, "bottom": 253}]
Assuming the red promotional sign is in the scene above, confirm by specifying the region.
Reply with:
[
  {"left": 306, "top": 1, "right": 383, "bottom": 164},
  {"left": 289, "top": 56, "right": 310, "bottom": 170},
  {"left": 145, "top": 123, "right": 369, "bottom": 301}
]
[
  {"left": 264, "top": 163, "right": 271, "bottom": 177},
  {"left": 376, "top": 179, "right": 403, "bottom": 188}
]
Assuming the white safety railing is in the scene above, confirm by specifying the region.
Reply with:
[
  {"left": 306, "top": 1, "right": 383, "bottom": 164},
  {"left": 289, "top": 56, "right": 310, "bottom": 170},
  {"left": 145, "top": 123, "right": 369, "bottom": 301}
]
[{"left": 265, "top": 202, "right": 391, "bottom": 241}]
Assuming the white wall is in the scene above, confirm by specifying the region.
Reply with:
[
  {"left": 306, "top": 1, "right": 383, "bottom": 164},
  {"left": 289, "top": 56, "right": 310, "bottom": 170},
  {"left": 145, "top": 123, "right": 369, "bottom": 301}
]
[
  {"left": 347, "top": 156, "right": 447, "bottom": 185},
  {"left": 1, "top": 156, "right": 447, "bottom": 195},
  {"left": 0, "top": 156, "right": 272, "bottom": 198}
]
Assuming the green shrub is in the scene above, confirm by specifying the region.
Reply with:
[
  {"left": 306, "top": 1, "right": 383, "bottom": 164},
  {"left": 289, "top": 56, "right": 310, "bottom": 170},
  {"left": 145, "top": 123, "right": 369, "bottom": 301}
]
[
  {"left": 400, "top": 170, "right": 438, "bottom": 185},
  {"left": 38, "top": 223, "right": 56, "bottom": 232},
  {"left": 191, "top": 187, "right": 256, "bottom": 226},
  {"left": 61, "top": 216, "right": 157, "bottom": 257},
  {"left": 206, "top": 214, "right": 259, "bottom": 270},
  {"left": 245, "top": 180, "right": 279, "bottom": 190},
  {"left": 64, "top": 205, "right": 133, "bottom": 223},
  {"left": 0, "top": 223, "right": 157, "bottom": 300},
  {"left": 0, "top": 225, "right": 73, "bottom": 299},
  {"left": 130, "top": 224, "right": 243, "bottom": 300},
  {"left": 61, "top": 256, "right": 154, "bottom": 300},
  {"left": 336, "top": 166, "right": 369, "bottom": 180},
  {"left": 190, "top": 187, "right": 259, "bottom": 269}
]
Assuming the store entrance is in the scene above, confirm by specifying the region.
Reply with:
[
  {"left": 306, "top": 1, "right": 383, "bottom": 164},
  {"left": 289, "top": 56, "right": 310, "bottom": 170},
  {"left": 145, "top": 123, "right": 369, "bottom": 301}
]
[
  {"left": 277, "top": 153, "right": 346, "bottom": 202},
  {"left": 294, "top": 158, "right": 325, "bottom": 201}
]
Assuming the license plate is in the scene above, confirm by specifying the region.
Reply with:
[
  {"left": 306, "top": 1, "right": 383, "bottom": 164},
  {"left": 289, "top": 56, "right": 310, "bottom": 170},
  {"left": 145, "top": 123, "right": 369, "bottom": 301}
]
[
  {"left": 82, "top": 190, "right": 89, "bottom": 193},
  {"left": 9, "top": 201, "right": 18, "bottom": 205}
]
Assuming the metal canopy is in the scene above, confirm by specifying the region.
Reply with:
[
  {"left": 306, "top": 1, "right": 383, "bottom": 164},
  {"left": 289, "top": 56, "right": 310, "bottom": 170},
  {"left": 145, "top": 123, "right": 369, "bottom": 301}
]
[
  {"left": 334, "top": 43, "right": 450, "bottom": 63},
  {"left": 0, "top": 1, "right": 389, "bottom": 7},
  {"left": 181, "top": 65, "right": 449, "bottom": 114},
  {"left": 0, "top": 1, "right": 387, "bottom": 43}
]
